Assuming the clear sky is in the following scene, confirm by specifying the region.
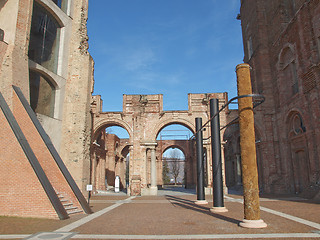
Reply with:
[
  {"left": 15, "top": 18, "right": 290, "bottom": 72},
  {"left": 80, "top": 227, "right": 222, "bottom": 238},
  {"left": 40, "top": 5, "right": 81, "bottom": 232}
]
[{"left": 87, "top": 0, "right": 244, "bottom": 112}]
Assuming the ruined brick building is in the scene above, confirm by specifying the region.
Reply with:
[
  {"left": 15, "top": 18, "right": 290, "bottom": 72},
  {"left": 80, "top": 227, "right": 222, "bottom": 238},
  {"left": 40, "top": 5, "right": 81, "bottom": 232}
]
[
  {"left": 2, "top": 0, "right": 320, "bottom": 220},
  {"left": 0, "top": 0, "right": 93, "bottom": 218},
  {"left": 91, "top": 93, "right": 232, "bottom": 196},
  {"left": 224, "top": 0, "right": 320, "bottom": 196}
]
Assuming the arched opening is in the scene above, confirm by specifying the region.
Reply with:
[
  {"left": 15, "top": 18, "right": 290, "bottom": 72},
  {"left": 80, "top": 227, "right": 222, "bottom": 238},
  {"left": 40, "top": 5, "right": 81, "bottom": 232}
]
[
  {"left": 223, "top": 123, "right": 264, "bottom": 192},
  {"left": 91, "top": 124, "right": 131, "bottom": 194},
  {"left": 155, "top": 123, "right": 195, "bottom": 190},
  {"left": 162, "top": 147, "right": 185, "bottom": 186},
  {"left": 277, "top": 45, "right": 299, "bottom": 106},
  {"left": 29, "top": 70, "right": 56, "bottom": 118},
  {"left": 28, "top": 1, "right": 61, "bottom": 74},
  {"left": 28, "top": 0, "right": 65, "bottom": 119},
  {"left": 287, "top": 111, "right": 309, "bottom": 194},
  {"left": 223, "top": 124, "right": 241, "bottom": 190}
]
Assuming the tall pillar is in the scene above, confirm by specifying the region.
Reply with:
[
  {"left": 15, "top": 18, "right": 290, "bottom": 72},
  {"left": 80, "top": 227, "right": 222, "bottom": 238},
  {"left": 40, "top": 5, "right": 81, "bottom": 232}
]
[
  {"left": 91, "top": 151, "right": 97, "bottom": 193},
  {"left": 210, "top": 98, "right": 228, "bottom": 213},
  {"left": 195, "top": 117, "right": 207, "bottom": 205},
  {"left": 221, "top": 142, "right": 228, "bottom": 194},
  {"left": 127, "top": 145, "right": 133, "bottom": 196},
  {"left": 236, "top": 154, "right": 242, "bottom": 185},
  {"left": 144, "top": 146, "right": 148, "bottom": 188},
  {"left": 236, "top": 63, "right": 267, "bottom": 228},
  {"left": 150, "top": 146, "right": 158, "bottom": 195}
]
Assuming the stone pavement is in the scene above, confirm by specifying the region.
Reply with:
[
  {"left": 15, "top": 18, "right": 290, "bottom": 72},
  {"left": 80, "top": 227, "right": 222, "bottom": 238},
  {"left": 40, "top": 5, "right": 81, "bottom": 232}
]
[{"left": 0, "top": 187, "right": 320, "bottom": 240}]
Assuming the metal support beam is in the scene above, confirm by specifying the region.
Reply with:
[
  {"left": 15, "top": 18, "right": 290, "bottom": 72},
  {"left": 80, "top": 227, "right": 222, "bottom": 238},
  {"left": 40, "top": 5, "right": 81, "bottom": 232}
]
[
  {"left": 13, "top": 86, "right": 93, "bottom": 214},
  {"left": 0, "top": 90, "right": 69, "bottom": 220},
  {"left": 210, "top": 98, "right": 228, "bottom": 213},
  {"left": 195, "top": 117, "right": 207, "bottom": 204}
]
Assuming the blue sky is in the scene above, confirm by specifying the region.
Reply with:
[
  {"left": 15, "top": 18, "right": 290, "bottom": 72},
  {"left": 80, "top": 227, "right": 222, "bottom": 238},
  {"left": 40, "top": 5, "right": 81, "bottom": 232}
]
[{"left": 87, "top": 0, "right": 244, "bottom": 112}]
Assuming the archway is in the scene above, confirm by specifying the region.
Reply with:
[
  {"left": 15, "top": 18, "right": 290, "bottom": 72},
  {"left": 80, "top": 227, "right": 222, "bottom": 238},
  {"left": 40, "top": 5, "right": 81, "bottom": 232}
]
[
  {"left": 162, "top": 147, "right": 185, "bottom": 186},
  {"left": 223, "top": 124, "right": 241, "bottom": 189},
  {"left": 91, "top": 124, "right": 131, "bottom": 194},
  {"left": 155, "top": 123, "right": 196, "bottom": 189},
  {"left": 286, "top": 111, "right": 309, "bottom": 194},
  {"left": 223, "top": 123, "right": 264, "bottom": 192}
]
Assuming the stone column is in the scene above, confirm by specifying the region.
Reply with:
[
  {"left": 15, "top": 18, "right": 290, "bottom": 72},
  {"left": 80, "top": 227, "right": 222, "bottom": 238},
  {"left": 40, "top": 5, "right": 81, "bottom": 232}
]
[
  {"left": 236, "top": 154, "right": 242, "bottom": 185},
  {"left": 221, "top": 142, "right": 228, "bottom": 195},
  {"left": 150, "top": 146, "right": 158, "bottom": 195},
  {"left": 91, "top": 151, "right": 97, "bottom": 193},
  {"left": 236, "top": 63, "right": 267, "bottom": 228},
  {"left": 144, "top": 146, "right": 148, "bottom": 187},
  {"left": 127, "top": 145, "right": 133, "bottom": 196}
]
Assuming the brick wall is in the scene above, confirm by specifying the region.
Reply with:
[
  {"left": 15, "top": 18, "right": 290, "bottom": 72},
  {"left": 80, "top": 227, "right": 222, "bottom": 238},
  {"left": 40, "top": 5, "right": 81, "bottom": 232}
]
[
  {"left": 237, "top": 0, "right": 320, "bottom": 195},
  {"left": 12, "top": 90, "right": 82, "bottom": 212},
  {"left": 0, "top": 97, "right": 58, "bottom": 219}
]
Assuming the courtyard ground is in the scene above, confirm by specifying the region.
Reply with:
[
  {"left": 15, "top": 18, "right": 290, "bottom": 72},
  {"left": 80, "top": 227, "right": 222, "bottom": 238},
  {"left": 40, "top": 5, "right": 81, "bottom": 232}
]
[{"left": 0, "top": 187, "right": 319, "bottom": 240}]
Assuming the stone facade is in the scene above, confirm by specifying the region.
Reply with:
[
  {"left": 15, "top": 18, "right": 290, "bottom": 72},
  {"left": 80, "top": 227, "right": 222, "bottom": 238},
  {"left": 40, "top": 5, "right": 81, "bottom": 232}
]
[
  {"left": 225, "top": 0, "right": 320, "bottom": 196},
  {"left": 0, "top": 0, "right": 94, "bottom": 218},
  {"left": 91, "top": 93, "right": 233, "bottom": 195}
]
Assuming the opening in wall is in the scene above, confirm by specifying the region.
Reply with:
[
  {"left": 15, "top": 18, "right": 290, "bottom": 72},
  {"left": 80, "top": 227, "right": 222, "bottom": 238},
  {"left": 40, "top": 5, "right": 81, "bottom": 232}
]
[
  {"left": 50, "top": 0, "right": 69, "bottom": 13},
  {"left": 29, "top": 70, "right": 56, "bottom": 118},
  {"left": 28, "top": 2, "right": 61, "bottom": 74}
]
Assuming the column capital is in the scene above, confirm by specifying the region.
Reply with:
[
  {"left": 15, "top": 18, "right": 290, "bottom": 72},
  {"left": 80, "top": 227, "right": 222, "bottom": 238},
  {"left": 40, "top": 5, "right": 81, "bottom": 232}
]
[{"left": 141, "top": 142, "right": 157, "bottom": 149}]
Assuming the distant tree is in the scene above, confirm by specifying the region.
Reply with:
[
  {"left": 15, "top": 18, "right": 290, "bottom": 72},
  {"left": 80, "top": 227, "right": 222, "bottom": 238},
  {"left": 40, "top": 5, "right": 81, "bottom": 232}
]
[
  {"left": 171, "top": 160, "right": 180, "bottom": 185},
  {"left": 169, "top": 149, "right": 182, "bottom": 185},
  {"left": 162, "top": 159, "right": 170, "bottom": 184}
]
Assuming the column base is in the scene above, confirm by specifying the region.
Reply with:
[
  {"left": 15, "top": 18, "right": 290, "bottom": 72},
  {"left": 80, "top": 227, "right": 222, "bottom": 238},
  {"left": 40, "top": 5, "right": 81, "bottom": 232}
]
[
  {"left": 210, "top": 207, "right": 228, "bottom": 213},
  {"left": 239, "top": 219, "right": 267, "bottom": 228},
  {"left": 149, "top": 186, "right": 158, "bottom": 195},
  {"left": 195, "top": 200, "right": 208, "bottom": 205}
]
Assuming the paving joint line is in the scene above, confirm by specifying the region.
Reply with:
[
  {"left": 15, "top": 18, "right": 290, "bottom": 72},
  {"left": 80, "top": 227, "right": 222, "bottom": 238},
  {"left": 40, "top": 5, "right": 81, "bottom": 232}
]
[
  {"left": 227, "top": 195, "right": 320, "bottom": 230},
  {"left": 70, "top": 232, "right": 320, "bottom": 239},
  {"left": 1, "top": 232, "right": 320, "bottom": 239}
]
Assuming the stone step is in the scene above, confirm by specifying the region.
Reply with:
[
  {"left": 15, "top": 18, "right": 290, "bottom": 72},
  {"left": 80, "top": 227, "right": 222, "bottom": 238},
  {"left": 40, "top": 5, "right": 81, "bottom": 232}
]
[
  {"left": 67, "top": 209, "right": 83, "bottom": 215},
  {"left": 65, "top": 206, "right": 77, "bottom": 211},
  {"left": 63, "top": 202, "right": 73, "bottom": 207},
  {"left": 55, "top": 190, "right": 83, "bottom": 216}
]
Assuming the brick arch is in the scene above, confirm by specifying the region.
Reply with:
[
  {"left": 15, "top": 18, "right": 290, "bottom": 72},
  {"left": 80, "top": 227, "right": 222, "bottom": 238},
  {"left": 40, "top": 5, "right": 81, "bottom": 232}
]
[
  {"left": 277, "top": 43, "right": 296, "bottom": 70},
  {"left": 285, "top": 109, "right": 309, "bottom": 193},
  {"left": 93, "top": 118, "right": 133, "bottom": 141},
  {"left": 160, "top": 144, "right": 188, "bottom": 158},
  {"left": 285, "top": 108, "right": 304, "bottom": 125},
  {"left": 152, "top": 118, "right": 196, "bottom": 141},
  {"left": 29, "top": 67, "right": 59, "bottom": 88}
]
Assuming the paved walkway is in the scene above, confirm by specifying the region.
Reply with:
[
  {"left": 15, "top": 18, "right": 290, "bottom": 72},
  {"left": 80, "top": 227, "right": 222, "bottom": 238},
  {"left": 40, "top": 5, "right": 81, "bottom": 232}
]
[{"left": 1, "top": 187, "right": 320, "bottom": 240}]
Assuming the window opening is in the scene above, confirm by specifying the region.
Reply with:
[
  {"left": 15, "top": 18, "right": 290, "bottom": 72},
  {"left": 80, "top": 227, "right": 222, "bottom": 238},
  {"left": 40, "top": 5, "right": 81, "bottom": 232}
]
[
  {"left": 29, "top": 70, "right": 55, "bottom": 118},
  {"left": 28, "top": 2, "right": 61, "bottom": 74},
  {"left": 50, "top": 0, "right": 68, "bottom": 14},
  {"left": 291, "top": 113, "right": 306, "bottom": 135}
]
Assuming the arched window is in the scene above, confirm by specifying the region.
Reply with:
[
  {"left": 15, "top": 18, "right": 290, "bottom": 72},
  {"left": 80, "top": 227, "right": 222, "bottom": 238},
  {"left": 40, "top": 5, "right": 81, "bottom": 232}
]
[
  {"left": 278, "top": 46, "right": 299, "bottom": 97},
  {"left": 28, "top": 2, "right": 61, "bottom": 74},
  {"left": 289, "top": 112, "right": 306, "bottom": 137},
  {"left": 29, "top": 70, "right": 55, "bottom": 118}
]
